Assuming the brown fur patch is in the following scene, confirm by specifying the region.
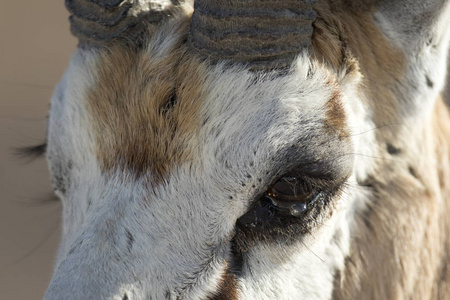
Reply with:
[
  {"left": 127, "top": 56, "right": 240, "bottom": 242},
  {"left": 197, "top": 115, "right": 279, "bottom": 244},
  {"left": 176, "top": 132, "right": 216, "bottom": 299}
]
[
  {"left": 86, "top": 18, "right": 208, "bottom": 182},
  {"left": 207, "top": 265, "right": 240, "bottom": 300},
  {"left": 312, "top": 0, "right": 406, "bottom": 128},
  {"left": 324, "top": 80, "right": 349, "bottom": 141}
]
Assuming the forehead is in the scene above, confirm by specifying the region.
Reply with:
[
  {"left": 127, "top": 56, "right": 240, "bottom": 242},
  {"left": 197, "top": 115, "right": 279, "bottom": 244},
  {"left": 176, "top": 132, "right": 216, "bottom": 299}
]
[{"left": 48, "top": 22, "right": 348, "bottom": 187}]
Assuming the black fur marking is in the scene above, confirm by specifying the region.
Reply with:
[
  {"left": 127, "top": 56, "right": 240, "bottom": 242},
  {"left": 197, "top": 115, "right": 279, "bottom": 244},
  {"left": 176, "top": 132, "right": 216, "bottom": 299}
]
[
  {"left": 165, "top": 290, "right": 171, "bottom": 299},
  {"left": 29, "top": 193, "right": 60, "bottom": 205},
  {"left": 408, "top": 166, "right": 418, "bottom": 179},
  {"left": 164, "top": 92, "right": 178, "bottom": 111},
  {"left": 229, "top": 239, "right": 244, "bottom": 277},
  {"left": 68, "top": 239, "right": 83, "bottom": 256},
  {"left": 386, "top": 143, "right": 401, "bottom": 155},
  {"left": 126, "top": 229, "right": 134, "bottom": 252},
  {"left": 425, "top": 75, "right": 434, "bottom": 88},
  {"left": 53, "top": 173, "right": 67, "bottom": 195},
  {"left": 122, "top": 294, "right": 129, "bottom": 300},
  {"left": 15, "top": 143, "right": 46, "bottom": 161}
]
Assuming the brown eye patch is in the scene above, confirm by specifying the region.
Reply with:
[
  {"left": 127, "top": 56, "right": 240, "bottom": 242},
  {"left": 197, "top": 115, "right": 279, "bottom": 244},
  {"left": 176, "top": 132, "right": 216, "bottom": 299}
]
[{"left": 86, "top": 38, "right": 207, "bottom": 183}]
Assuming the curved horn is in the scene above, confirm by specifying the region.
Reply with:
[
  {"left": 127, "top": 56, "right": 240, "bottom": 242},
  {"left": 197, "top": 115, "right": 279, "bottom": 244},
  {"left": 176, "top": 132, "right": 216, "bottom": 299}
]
[
  {"left": 66, "top": 0, "right": 178, "bottom": 46},
  {"left": 188, "top": 0, "right": 317, "bottom": 70}
]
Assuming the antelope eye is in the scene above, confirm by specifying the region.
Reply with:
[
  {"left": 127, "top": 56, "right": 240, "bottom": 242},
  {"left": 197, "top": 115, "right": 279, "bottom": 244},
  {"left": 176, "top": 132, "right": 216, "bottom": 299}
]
[
  {"left": 264, "top": 176, "right": 320, "bottom": 217},
  {"left": 237, "top": 175, "right": 326, "bottom": 230}
]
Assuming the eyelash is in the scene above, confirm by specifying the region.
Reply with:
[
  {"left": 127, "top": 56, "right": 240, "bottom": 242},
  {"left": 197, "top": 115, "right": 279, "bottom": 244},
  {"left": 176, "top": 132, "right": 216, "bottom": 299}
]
[
  {"left": 236, "top": 179, "right": 329, "bottom": 229},
  {"left": 232, "top": 174, "right": 344, "bottom": 251}
]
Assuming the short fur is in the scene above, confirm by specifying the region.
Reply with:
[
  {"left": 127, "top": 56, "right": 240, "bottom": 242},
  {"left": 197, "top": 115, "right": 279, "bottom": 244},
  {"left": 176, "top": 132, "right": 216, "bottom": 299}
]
[
  {"left": 43, "top": 0, "right": 450, "bottom": 299},
  {"left": 333, "top": 97, "right": 450, "bottom": 299},
  {"left": 310, "top": 1, "right": 450, "bottom": 298},
  {"left": 87, "top": 15, "right": 207, "bottom": 182}
]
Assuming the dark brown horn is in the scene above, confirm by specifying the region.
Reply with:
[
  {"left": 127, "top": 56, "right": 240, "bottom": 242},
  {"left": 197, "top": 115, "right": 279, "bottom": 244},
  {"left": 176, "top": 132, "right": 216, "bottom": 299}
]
[
  {"left": 66, "top": 0, "right": 178, "bottom": 47},
  {"left": 188, "top": 0, "right": 317, "bottom": 70}
]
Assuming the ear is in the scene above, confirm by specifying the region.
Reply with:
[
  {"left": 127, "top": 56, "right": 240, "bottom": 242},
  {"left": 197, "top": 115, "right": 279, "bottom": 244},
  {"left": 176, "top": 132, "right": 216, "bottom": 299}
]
[
  {"left": 373, "top": 0, "right": 450, "bottom": 120},
  {"left": 376, "top": 1, "right": 450, "bottom": 52}
]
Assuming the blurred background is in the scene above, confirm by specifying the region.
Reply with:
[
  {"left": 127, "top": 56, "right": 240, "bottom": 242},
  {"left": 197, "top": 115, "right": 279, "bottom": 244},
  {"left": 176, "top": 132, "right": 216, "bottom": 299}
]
[
  {"left": 0, "top": 1, "right": 449, "bottom": 300},
  {"left": 0, "top": 1, "right": 75, "bottom": 299}
]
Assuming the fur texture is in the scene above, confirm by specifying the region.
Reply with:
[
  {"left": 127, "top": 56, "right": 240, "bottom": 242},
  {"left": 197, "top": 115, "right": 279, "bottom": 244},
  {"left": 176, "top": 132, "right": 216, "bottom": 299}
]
[{"left": 43, "top": 1, "right": 450, "bottom": 299}]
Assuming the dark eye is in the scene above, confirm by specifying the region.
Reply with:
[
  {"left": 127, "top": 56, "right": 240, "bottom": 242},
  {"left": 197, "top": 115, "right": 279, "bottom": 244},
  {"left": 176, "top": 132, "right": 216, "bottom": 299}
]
[
  {"left": 265, "top": 177, "right": 320, "bottom": 217},
  {"left": 233, "top": 168, "right": 350, "bottom": 252},
  {"left": 233, "top": 174, "right": 341, "bottom": 252},
  {"left": 237, "top": 175, "right": 323, "bottom": 229}
]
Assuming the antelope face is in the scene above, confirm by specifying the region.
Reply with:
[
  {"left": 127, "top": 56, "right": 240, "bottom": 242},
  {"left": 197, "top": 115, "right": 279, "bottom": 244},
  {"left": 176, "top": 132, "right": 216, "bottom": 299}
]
[{"left": 44, "top": 1, "right": 374, "bottom": 300}]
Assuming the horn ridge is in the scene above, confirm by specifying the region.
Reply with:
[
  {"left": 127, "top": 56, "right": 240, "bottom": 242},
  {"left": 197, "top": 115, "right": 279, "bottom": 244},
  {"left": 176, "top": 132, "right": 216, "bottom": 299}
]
[
  {"left": 66, "top": 0, "right": 176, "bottom": 47},
  {"left": 191, "top": 14, "right": 315, "bottom": 37},
  {"left": 66, "top": 0, "right": 131, "bottom": 27},
  {"left": 195, "top": 0, "right": 316, "bottom": 17},
  {"left": 87, "top": 0, "right": 125, "bottom": 9},
  {"left": 69, "top": 15, "right": 142, "bottom": 42},
  {"left": 188, "top": 0, "right": 317, "bottom": 70},
  {"left": 189, "top": 31, "right": 312, "bottom": 56}
]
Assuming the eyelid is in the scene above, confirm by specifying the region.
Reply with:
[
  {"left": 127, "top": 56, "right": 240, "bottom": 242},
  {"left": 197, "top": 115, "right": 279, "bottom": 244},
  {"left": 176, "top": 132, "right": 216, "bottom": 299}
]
[{"left": 264, "top": 175, "right": 319, "bottom": 211}]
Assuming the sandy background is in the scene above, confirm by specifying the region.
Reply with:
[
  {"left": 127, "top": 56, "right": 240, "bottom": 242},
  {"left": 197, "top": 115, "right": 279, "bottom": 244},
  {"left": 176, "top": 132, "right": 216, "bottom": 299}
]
[
  {"left": 0, "top": 1, "right": 75, "bottom": 299},
  {"left": 0, "top": 1, "right": 449, "bottom": 300}
]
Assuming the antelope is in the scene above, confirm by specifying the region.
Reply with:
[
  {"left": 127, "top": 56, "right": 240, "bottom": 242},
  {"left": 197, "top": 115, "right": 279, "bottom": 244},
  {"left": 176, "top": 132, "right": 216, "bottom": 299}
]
[{"left": 40, "top": 0, "right": 450, "bottom": 299}]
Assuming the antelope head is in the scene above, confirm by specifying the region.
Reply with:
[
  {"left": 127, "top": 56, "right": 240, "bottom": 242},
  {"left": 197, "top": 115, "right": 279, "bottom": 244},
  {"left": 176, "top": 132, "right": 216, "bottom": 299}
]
[{"left": 43, "top": 0, "right": 450, "bottom": 299}]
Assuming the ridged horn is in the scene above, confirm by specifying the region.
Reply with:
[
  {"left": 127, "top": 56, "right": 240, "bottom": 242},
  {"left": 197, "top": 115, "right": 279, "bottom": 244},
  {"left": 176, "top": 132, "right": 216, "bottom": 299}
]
[
  {"left": 188, "top": 0, "right": 317, "bottom": 70},
  {"left": 66, "top": 0, "right": 178, "bottom": 46}
]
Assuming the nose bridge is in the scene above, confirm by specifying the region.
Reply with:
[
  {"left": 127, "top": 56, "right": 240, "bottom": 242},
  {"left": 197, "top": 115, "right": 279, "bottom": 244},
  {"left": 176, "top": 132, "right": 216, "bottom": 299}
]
[
  {"left": 45, "top": 261, "right": 137, "bottom": 300},
  {"left": 45, "top": 225, "right": 138, "bottom": 300},
  {"left": 45, "top": 193, "right": 148, "bottom": 300},
  {"left": 45, "top": 178, "right": 235, "bottom": 300},
  {"left": 45, "top": 256, "right": 135, "bottom": 300}
]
